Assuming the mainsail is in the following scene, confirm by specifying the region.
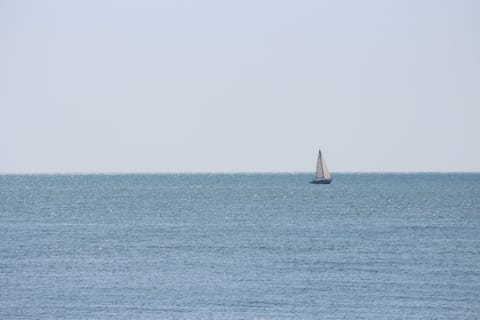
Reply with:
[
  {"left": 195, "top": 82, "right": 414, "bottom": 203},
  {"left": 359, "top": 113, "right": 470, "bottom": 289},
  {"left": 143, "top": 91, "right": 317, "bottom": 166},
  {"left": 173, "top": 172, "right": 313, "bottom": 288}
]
[{"left": 315, "top": 150, "right": 331, "bottom": 180}]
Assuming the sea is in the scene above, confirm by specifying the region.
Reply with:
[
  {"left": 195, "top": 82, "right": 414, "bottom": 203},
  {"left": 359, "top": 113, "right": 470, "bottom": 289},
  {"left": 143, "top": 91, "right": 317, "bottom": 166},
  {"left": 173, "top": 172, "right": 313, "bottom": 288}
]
[{"left": 1, "top": 173, "right": 479, "bottom": 320}]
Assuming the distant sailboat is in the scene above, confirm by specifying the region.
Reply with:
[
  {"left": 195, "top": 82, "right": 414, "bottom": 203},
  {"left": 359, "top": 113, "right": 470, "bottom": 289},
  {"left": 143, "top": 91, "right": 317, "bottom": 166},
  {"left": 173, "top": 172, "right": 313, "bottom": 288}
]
[{"left": 310, "top": 149, "right": 332, "bottom": 184}]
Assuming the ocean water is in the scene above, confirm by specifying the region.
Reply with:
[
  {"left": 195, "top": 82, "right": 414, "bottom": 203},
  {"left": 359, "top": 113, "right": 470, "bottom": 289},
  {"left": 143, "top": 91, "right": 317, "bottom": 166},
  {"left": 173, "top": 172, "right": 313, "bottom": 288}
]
[{"left": 1, "top": 173, "right": 479, "bottom": 320}]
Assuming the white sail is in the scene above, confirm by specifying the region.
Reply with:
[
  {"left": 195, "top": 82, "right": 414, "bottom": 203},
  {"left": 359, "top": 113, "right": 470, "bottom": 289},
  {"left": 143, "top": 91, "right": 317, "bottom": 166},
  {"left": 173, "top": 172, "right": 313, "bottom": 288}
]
[
  {"left": 315, "top": 149, "right": 331, "bottom": 180},
  {"left": 321, "top": 155, "right": 331, "bottom": 180},
  {"left": 315, "top": 151, "right": 324, "bottom": 179}
]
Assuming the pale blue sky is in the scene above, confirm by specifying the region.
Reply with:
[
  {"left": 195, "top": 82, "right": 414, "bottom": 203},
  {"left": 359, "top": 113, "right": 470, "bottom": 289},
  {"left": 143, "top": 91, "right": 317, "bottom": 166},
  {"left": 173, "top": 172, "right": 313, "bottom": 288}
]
[{"left": 1, "top": 0, "right": 479, "bottom": 173}]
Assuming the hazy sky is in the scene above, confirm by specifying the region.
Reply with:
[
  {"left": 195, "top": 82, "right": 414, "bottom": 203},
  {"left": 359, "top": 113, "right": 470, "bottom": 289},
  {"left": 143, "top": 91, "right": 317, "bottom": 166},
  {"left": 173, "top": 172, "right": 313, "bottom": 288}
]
[{"left": 1, "top": 0, "right": 479, "bottom": 173}]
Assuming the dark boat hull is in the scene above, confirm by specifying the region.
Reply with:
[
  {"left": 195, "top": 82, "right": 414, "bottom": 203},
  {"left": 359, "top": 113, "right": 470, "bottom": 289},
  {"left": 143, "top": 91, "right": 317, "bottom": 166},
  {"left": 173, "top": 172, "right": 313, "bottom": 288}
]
[{"left": 310, "top": 179, "right": 332, "bottom": 184}]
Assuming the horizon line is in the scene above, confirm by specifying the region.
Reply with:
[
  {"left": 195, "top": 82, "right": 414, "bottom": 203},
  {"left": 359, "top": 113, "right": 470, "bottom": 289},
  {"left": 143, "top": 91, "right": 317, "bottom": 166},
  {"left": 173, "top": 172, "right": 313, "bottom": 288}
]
[{"left": 1, "top": 171, "right": 479, "bottom": 175}]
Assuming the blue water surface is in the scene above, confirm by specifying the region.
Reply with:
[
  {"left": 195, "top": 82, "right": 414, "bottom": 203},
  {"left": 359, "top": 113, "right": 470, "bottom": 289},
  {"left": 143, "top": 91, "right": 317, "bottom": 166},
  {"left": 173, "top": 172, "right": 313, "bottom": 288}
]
[{"left": 1, "top": 174, "right": 479, "bottom": 319}]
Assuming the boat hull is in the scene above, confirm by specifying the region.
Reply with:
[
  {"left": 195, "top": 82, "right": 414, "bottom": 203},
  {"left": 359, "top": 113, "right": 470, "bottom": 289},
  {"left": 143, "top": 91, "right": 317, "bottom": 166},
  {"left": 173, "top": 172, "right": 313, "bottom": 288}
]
[{"left": 310, "top": 179, "right": 332, "bottom": 184}]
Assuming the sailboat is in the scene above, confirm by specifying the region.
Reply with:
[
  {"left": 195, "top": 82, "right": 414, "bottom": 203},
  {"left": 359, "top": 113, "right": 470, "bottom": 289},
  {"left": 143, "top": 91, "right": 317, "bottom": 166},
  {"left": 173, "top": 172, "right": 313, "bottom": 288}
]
[{"left": 310, "top": 149, "right": 332, "bottom": 184}]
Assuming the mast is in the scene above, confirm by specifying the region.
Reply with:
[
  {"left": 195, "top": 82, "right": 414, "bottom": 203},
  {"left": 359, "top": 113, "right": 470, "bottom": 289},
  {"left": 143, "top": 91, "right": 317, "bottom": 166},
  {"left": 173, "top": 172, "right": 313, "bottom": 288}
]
[{"left": 315, "top": 150, "right": 325, "bottom": 179}]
